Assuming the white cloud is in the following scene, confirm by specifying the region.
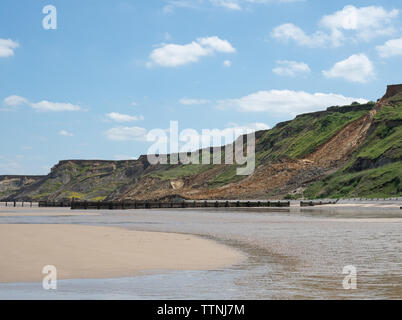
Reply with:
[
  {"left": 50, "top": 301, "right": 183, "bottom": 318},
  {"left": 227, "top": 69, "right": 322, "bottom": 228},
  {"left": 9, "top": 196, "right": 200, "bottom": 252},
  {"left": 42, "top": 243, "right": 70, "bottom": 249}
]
[
  {"left": 163, "top": 0, "right": 201, "bottom": 14},
  {"left": 106, "top": 112, "right": 144, "bottom": 122},
  {"left": 320, "top": 5, "right": 399, "bottom": 42},
  {"left": 179, "top": 98, "right": 210, "bottom": 105},
  {"left": 273, "top": 60, "right": 311, "bottom": 77},
  {"left": 271, "top": 23, "right": 329, "bottom": 47},
  {"left": 147, "top": 36, "right": 235, "bottom": 67},
  {"left": 323, "top": 54, "right": 375, "bottom": 83},
  {"left": 272, "top": 5, "right": 399, "bottom": 47},
  {"left": 164, "top": 0, "right": 302, "bottom": 12},
  {"left": 105, "top": 126, "right": 148, "bottom": 142},
  {"left": 1, "top": 95, "right": 82, "bottom": 112},
  {"left": 113, "top": 155, "right": 140, "bottom": 160},
  {"left": 0, "top": 39, "right": 19, "bottom": 58},
  {"left": 223, "top": 60, "right": 232, "bottom": 67},
  {"left": 226, "top": 122, "right": 270, "bottom": 133},
  {"left": 59, "top": 130, "right": 74, "bottom": 137},
  {"left": 2, "top": 95, "right": 28, "bottom": 107},
  {"left": 197, "top": 36, "right": 236, "bottom": 53},
  {"left": 377, "top": 38, "right": 402, "bottom": 58},
  {"left": 30, "top": 101, "right": 82, "bottom": 112},
  {"left": 210, "top": 0, "right": 241, "bottom": 10},
  {"left": 218, "top": 90, "right": 368, "bottom": 116}
]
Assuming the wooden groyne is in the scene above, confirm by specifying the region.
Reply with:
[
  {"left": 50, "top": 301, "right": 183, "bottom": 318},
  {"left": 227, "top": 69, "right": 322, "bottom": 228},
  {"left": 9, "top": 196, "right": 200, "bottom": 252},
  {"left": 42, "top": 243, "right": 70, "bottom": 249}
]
[
  {"left": 70, "top": 200, "right": 291, "bottom": 210},
  {"left": 0, "top": 201, "right": 36, "bottom": 207},
  {"left": 300, "top": 200, "right": 338, "bottom": 207},
  {"left": 38, "top": 201, "right": 71, "bottom": 208}
]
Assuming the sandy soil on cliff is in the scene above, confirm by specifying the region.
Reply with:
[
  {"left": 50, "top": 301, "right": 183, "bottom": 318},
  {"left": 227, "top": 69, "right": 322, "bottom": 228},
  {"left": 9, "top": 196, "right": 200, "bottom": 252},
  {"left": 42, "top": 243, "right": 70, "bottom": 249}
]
[{"left": 0, "top": 224, "right": 244, "bottom": 283}]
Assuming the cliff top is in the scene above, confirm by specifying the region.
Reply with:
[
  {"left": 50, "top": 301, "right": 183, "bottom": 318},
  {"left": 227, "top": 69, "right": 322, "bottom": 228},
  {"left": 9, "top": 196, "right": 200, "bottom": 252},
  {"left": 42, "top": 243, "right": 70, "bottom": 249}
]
[{"left": 381, "top": 84, "right": 402, "bottom": 102}]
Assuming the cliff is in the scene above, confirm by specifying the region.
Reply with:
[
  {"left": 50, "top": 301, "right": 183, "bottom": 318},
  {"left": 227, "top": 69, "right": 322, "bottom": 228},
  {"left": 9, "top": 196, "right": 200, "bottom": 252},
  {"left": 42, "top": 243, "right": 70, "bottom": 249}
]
[
  {"left": 0, "top": 175, "right": 44, "bottom": 199},
  {"left": 2, "top": 85, "right": 401, "bottom": 201}
]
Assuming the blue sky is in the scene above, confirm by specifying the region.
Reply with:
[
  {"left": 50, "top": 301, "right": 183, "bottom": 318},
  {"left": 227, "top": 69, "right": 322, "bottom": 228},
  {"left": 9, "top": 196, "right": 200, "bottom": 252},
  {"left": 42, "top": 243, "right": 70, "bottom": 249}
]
[{"left": 1, "top": 0, "right": 402, "bottom": 174}]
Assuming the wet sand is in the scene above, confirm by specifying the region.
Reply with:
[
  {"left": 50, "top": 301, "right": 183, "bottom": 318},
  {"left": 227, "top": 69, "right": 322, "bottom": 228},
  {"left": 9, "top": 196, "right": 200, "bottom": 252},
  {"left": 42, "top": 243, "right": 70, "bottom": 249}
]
[
  {"left": 1, "top": 206, "right": 402, "bottom": 299},
  {"left": 0, "top": 206, "right": 99, "bottom": 217},
  {"left": 0, "top": 224, "right": 244, "bottom": 283},
  {"left": 321, "top": 204, "right": 401, "bottom": 209}
]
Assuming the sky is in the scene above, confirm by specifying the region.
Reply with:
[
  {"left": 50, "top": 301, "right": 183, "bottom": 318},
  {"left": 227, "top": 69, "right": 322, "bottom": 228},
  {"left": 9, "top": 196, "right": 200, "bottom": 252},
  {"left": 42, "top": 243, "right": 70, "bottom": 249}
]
[{"left": 1, "top": 0, "right": 402, "bottom": 175}]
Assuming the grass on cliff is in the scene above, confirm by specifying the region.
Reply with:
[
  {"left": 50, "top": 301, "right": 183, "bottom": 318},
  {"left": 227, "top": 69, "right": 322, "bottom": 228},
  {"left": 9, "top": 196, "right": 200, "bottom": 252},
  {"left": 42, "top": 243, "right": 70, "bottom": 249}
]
[
  {"left": 148, "top": 164, "right": 215, "bottom": 181},
  {"left": 149, "top": 106, "right": 372, "bottom": 186},
  {"left": 305, "top": 102, "right": 402, "bottom": 199},
  {"left": 208, "top": 165, "right": 244, "bottom": 188},
  {"left": 305, "top": 156, "right": 401, "bottom": 199},
  {"left": 357, "top": 124, "right": 402, "bottom": 160},
  {"left": 344, "top": 102, "right": 402, "bottom": 164},
  {"left": 257, "top": 108, "right": 370, "bottom": 163}
]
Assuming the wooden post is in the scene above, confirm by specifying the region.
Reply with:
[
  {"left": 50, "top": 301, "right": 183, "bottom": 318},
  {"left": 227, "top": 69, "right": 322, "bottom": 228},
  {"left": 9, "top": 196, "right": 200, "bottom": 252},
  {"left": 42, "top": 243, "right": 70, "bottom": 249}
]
[{"left": 14, "top": 201, "right": 16, "bottom": 207}]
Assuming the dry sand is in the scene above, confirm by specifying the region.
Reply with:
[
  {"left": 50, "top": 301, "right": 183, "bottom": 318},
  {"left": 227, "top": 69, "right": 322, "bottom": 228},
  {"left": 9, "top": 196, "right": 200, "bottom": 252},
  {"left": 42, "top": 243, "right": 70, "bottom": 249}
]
[{"left": 0, "top": 224, "right": 244, "bottom": 283}]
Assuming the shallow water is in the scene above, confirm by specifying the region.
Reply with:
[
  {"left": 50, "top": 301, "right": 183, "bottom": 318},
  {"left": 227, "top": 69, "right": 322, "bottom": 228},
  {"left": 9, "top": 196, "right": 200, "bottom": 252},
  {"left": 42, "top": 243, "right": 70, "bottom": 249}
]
[{"left": 1, "top": 207, "right": 402, "bottom": 299}]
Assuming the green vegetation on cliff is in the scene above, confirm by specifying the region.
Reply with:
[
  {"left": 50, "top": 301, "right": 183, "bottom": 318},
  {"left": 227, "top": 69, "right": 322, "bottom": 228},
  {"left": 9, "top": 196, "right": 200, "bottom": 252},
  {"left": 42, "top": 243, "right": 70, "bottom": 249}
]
[
  {"left": 305, "top": 162, "right": 401, "bottom": 199},
  {"left": 257, "top": 105, "right": 373, "bottom": 163},
  {"left": 305, "top": 100, "right": 402, "bottom": 199}
]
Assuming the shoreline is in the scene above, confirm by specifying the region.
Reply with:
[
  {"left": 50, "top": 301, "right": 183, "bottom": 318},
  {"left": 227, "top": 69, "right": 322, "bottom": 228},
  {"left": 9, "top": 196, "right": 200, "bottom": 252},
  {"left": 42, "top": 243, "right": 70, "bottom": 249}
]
[
  {"left": 0, "top": 206, "right": 402, "bottom": 299},
  {"left": 0, "top": 224, "right": 245, "bottom": 283}
]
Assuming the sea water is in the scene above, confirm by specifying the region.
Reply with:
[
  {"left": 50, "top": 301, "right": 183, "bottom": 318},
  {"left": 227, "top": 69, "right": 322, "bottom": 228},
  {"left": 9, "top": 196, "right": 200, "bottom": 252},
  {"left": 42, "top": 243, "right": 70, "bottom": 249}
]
[{"left": 0, "top": 206, "right": 401, "bottom": 299}]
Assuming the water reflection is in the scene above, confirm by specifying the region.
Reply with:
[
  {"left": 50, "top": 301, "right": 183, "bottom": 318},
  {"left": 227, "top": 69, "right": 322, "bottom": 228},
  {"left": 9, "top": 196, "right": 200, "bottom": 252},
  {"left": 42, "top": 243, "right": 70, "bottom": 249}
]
[{"left": 1, "top": 207, "right": 402, "bottom": 299}]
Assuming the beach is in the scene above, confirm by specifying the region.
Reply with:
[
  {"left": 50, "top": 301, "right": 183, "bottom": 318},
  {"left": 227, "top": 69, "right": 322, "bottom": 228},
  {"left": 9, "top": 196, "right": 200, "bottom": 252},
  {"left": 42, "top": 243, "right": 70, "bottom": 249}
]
[
  {"left": 0, "top": 223, "right": 244, "bottom": 283},
  {"left": 0, "top": 206, "right": 99, "bottom": 217},
  {"left": 1, "top": 205, "right": 402, "bottom": 299}
]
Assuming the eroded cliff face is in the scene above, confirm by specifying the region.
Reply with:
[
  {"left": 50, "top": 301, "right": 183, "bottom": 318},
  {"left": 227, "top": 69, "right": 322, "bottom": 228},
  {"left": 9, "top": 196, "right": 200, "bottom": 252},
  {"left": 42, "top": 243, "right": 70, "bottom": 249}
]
[
  {"left": 380, "top": 84, "right": 402, "bottom": 102},
  {"left": 3, "top": 85, "right": 402, "bottom": 201},
  {"left": 4, "top": 158, "right": 152, "bottom": 201},
  {"left": 0, "top": 176, "right": 44, "bottom": 200}
]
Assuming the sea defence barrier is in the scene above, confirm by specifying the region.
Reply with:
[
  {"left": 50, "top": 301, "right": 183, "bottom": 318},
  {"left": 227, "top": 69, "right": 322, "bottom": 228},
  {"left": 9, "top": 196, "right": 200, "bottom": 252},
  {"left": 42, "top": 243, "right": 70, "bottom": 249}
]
[
  {"left": 300, "top": 200, "right": 338, "bottom": 207},
  {"left": 2, "top": 198, "right": 400, "bottom": 209},
  {"left": 38, "top": 201, "right": 71, "bottom": 208},
  {"left": 69, "top": 200, "right": 291, "bottom": 210},
  {"left": 0, "top": 201, "right": 38, "bottom": 207}
]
